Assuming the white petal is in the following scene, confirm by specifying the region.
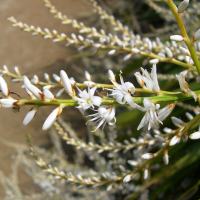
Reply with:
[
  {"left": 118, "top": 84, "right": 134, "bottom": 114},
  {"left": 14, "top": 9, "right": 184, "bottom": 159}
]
[
  {"left": 98, "top": 107, "right": 108, "bottom": 118},
  {"left": 124, "top": 82, "right": 135, "bottom": 94},
  {"left": 89, "top": 86, "right": 97, "bottom": 97},
  {"left": 124, "top": 93, "right": 136, "bottom": 108},
  {"left": 116, "top": 94, "right": 126, "bottom": 104},
  {"left": 106, "top": 107, "right": 116, "bottom": 122},
  {"left": 151, "top": 64, "right": 160, "bottom": 93},
  {"left": 137, "top": 113, "right": 148, "bottom": 130},
  {"left": 143, "top": 98, "right": 154, "bottom": 110},
  {"left": 157, "top": 103, "right": 175, "bottom": 121},
  {"left": 92, "top": 96, "right": 102, "bottom": 107}
]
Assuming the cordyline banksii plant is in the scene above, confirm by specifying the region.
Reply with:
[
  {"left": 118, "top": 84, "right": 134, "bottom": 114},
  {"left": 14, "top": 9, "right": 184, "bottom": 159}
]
[{"left": 2, "top": 0, "right": 200, "bottom": 199}]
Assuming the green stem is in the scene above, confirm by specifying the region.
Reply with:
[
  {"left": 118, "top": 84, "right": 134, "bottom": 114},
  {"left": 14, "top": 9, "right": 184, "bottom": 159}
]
[
  {"left": 166, "top": 0, "right": 200, "bottom": 74},
  {"left": 14, "top": 90, "right": 200, "bottom": 107}
]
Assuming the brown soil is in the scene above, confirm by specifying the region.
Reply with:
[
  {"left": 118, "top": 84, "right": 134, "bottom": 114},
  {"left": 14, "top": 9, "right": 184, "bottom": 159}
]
[{"left": 0, "top": 0, "right": 89, "bottom": 197}]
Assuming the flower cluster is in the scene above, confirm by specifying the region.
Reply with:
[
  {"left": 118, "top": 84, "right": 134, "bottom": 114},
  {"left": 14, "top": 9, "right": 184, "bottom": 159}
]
[
  {"left": 1, "top": 0, "right": 200, "bottom": 198},
  {"left": 0, "top": 64, "right": 177, "bottom": 133}
]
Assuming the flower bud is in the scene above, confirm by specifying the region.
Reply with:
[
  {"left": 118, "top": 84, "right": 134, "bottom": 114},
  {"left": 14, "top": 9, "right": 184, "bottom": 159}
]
[
  {"left": 23, "top": 106, "right": 38, "bottom": 126},
  {"left": 42, "top": 106, "right": 63, "bottom": 130},
  {"left": 43, "top": 89, "right": 54, "bottom": 99},
  {"left": 170, "top": 35, "right": 184, "bottom": 42},
  {"left": 193, "top": 29, "right": 200, "bottom": 42},
  {"left": 141, "top": 153, "right": 154, "bottom": 160},
  {"left": 108, "top": 70, "right": 116, "bottom": 82},
  {"left": 0, "top": 76, "right": 10, "bottom": 97},
  {"left": 163, "top": 150, "right": 169, "bottom": 165},
  {"left": 123, "top": 174, "right": 132, "bottom": 183},
  {"left": 165, "top": 47, "right": 173, "bottom": 58},
  {"left": 52, "top": 74, "right": 61, "bottom": 83},
  {"left": 169, "top": 134, "right": 181, "bottom": 146},
  {"left": 44, "top": 73, "right": 50, "bottom": 82},
  {"left": 178, "top": 0, "right": 189, "bottom": 13},
  {"left": 60, "top": 70, "right": 75, "bottom": 96},
  {"left": 85, "top": 71, "right": 91, "bottom": 81},
  {"left": 26, "top": 83, "right": 44, "bottom": 100},
  {"left": 0, "top": 99, "right": 18, "bottom": 108},
  {"left": 189, "top": 132, "right": 200, "bottom": 140}
]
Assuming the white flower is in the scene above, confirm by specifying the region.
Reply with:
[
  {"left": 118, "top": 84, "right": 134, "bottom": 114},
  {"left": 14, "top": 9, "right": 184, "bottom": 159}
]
[
  {"left": 108, "top": 75, "right": 137, "bottom": 108},
  {"left": 137, "top": 98, "right": 162, "bottom": 130},
  {"left": 87, "top": 106, "right": 116, "bottom": 133},
  {"left": 134, "top": 64, "right": 160, "bottom": 93},
  {"left": 73, "top": 86, "right": 102, "bottom": 115},
  {"left": 176, "top": 71, "right": 197, "bottom": 101}
]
